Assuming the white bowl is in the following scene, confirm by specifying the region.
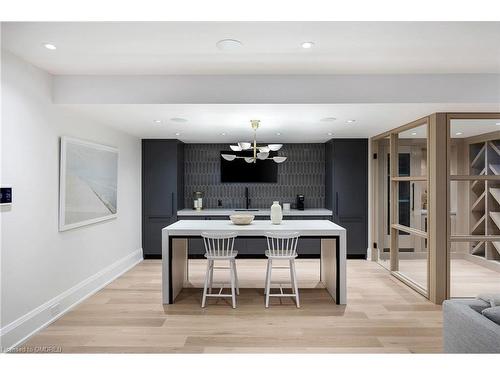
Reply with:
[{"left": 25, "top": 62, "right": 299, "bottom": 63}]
[{"left": 230, "top": 214, "right": 254, "bottom": 225}]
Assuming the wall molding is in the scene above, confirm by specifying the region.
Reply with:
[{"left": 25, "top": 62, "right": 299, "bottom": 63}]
[{"left": 0, "top": 249, "right": 143, "bottom": 352}]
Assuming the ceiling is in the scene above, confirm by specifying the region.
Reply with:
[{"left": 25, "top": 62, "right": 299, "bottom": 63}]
[
  {"left": 3, "top": 22, "right": 499, "bottom": 142},
  {"left": 3, "top": 22, "right": 500, "bottom": 74},
  {"left": 61, "top": 103, "right": 500, "bottom": 142},
  {"left": 398, "top": 119, "right": 500, "bottom": 139}
]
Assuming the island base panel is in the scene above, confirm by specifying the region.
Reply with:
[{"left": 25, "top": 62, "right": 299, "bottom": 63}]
[
  {"left": 320, "top": 238, "right": 338, "bottom": 302},
  {"left": 171, "top": 238, "right": 188, "bottom": 303}
]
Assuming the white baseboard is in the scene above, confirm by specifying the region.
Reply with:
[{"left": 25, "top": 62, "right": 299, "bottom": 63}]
[
  {"left": 463, "top": 253, "right": 500, "bottom": 273},
  {"left": 0, "top": 249, "right": 143, "bottom": 352}
]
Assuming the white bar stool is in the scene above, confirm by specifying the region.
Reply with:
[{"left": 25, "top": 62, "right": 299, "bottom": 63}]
[
  {"left": 264, "top": 231, "right": 300, "bottom": 308},
  {"left": 201, "top": 232, "right": 239, "bottom": 308}
]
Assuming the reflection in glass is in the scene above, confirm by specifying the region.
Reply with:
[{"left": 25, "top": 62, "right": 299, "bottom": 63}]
[
  {"left": 386, "top": 154, "right": 411, "bottom": 233},
  {"left": 398, "top": 231, "right": 428, "bottom": 291}
]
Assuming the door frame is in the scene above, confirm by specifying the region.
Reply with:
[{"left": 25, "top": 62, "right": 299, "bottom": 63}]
[{"left": 371, "top": 116, "right": 430, "bottom": 298}]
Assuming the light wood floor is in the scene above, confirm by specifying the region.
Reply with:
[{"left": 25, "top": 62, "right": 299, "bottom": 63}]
[
  {"left": 379, "top": 258, "right": 500, "bottom": 297},
  {"left": 19, "top": 259, "right": 444, "bottom": 353}
]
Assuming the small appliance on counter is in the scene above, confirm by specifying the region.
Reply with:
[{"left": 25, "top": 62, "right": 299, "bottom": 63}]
[
  {"left": 193, "top": 191, "right": 204, "bottom": 211},
  {"left": 296, "top": 194, "right": 305, "bottom": 210}
]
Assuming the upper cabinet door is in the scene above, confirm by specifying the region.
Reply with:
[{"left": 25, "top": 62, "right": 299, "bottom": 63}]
[
  {"left": 333, "top": 139, "right": 368, "bottom": 219},
  {"left": 325, "top": 140, "right": 334, "bottom": 210},
  {"left": 142, "top": 140, "right": 180, "bottom": 217}
]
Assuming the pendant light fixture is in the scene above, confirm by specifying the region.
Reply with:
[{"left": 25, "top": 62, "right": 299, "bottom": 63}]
[{"left": 221, "top": 120, "right": 287, "bottom": 164}]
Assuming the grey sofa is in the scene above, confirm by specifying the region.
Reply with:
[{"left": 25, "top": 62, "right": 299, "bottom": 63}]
[{"left": 443, "top": 299, "right": 500, "bottom": 353}]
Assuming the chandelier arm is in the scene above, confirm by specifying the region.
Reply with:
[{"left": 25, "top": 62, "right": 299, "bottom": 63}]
[
  {"left": 253, "top": 128, "right": 257, "bottom": 161},
  {"left": 224, "top": 120, "right": 286, "bottom": 163}
]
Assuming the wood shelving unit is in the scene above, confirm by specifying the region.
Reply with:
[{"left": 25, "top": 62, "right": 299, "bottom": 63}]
[
  {"left": 470, "top": 139, "right": 500, "bottom": 261},
  {"left": 487, "top": 139, "right": 500, "bottom": 261}
]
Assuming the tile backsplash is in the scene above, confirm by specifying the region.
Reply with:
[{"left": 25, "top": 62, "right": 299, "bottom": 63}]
[{"left": 184, "top": 143, "right": 325, "bottom": 209}]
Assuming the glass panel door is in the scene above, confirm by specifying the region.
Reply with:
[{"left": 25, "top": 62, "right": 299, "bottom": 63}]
[
  {"left": 449, "top": 117, "right": 500, "bottom": 297},
  {"left": 374, "top": 137, "right": 390, "bottom": 269},
  {"left": 393, "top": 125, "right": 429, "bottom": 293}
]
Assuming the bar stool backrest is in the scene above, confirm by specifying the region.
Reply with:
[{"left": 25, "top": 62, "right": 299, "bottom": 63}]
[
  {"left": 265, "top": 231, "right": 300, "bottom": 257},
  {"left": 201, "top": 232, "right": 237, "bottom": 258}
]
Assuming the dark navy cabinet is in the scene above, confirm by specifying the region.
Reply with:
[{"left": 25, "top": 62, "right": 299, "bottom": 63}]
[
  {"left": 142, "top": 139, "right": 184, "bottom": 258},
  {"left": 325, "top": 139, "right": 368, "bottom": 258}
]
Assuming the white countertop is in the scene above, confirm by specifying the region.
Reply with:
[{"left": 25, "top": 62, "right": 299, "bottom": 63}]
[
  {"left": 177, "top": 208, "right": 333, "bottom": 217},
  {"left": 163, "top": 219, "right": 344, "bottom": 236}
]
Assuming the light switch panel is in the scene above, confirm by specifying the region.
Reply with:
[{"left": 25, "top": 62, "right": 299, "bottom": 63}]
[{"left": 0, "top": 187, "right": 12, "bottom": 205}]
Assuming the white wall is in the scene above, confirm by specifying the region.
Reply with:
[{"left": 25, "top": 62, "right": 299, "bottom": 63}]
[{"left": 0, "top": 50, "right": 142, "bottom": 349}]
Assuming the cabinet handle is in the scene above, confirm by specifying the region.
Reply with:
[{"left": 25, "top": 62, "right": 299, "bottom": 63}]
[
  {"left": 171, "top": 192, "right": 174, "bottom": 216},
  {"left": 411, "top": 183, "right": 415, "bottom": 211},
  {"left": 336, "top": 192, "right": 339, "bottom": 216}
]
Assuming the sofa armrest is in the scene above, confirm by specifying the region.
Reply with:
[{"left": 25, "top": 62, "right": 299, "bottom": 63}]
[{"left": 443, "top": 299, "right": 500, "bottom": 353}]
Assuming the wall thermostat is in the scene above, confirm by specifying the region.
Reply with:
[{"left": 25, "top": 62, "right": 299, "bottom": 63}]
[{"left": 0, "top": 187, "right": 12, "bottom": 205}]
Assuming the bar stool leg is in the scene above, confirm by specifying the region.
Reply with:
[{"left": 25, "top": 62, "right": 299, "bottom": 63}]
[
  {"left": 290, "top": 259, "right": 300, "bottom": 308},
  {"left": 208, "top": 260, "right": 214, "bottom": 294},
  {"left": 232, "top": 259, "right": 239, "bottom": 295},
  {"left": 230, "top": 259, "right": 236, "bottom": 308},
  {"left": 265, "top": 259, "right": 273, "bottom": 308},
  {"left": 264, "top": 259, "right": 270, "bottom": 295},
  {"left": 202, "top": 259, "right": 211, "bottom": 308}
]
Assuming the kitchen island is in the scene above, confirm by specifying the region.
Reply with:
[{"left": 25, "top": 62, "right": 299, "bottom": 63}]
[{"left": 162, "top": 219, "right": 346, "bottom": 305}]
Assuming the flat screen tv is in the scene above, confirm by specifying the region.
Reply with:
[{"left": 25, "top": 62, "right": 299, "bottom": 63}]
[{"left": 220, "top": 151, "right": 278, "bottom": 183}]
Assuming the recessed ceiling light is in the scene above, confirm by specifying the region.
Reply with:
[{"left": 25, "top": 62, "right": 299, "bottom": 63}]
[
  {"left": 170, "top": 117, "right": 187, "bottom": 123},
  {"left": 276, "top": 132, "right": 281, "bottom": 136},
  {"left": 346, "top": 120, "right": 356, "bottom": 124},
  {"left": 154, "top": 120, "right": 162, "bottom": 124},
  {"left": 301, "top": 41, "right": 315, "bottom": 49},
  {"left": 455, "top": 132, "right": 463, "bottom": 136},
  {"left": 327, "top": 132, "right": 333, "bottom": 136},
  {"left": 221, "top": 132, "right": 226, "bottom": 136},
  {"left": 44, "top": 43, "right": 57, "bottom": 50},
  {"left": 321, "top": 117, "right": 337, "bottom": 122},
  {"left": 175, "top": 132, "right": 181, "bottom": 136},
  {"left": 411, "top": 132, "right": 417, "bottom": 136},
  {"left": 216, "top": 39, "right": 242, "bottom": 50}
]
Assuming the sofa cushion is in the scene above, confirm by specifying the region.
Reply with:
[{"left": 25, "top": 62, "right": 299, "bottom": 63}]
[
  {"left": 464, "top": 298, "right": 492, "bottom": 313},
  {"left": 482, "top": 306, "right": 500, "bottom": 325},
  {"left": 477, "top": 294, "right": 500, "bottom": 307}
]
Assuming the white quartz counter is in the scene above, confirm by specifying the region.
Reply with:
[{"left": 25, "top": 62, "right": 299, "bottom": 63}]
[
  {"left": 177, "top": 208, "right": 333, "bottom": 217},
  {"left": 164, "top": 219, "right": 344, "bottom": 236}
]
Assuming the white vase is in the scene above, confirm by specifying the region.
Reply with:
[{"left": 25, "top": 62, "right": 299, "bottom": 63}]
[{"left": 270, "top": 201, "right": 283, "bottom": 225}]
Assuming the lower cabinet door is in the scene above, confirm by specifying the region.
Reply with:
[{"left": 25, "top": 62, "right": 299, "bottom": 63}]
[
  {"left": 143, "top": 216, "right": 176, "bottom": 257},
  {"left": 188, "top": 238, "right": 247, "bottom": 256},
  {"left": 297, "top": 238, "right": 321, "bottom": 256},
  {"left": 188, "top": 238, "right": 205, "bottom": 255},
  {"left": 337, "top": 218, "right": 367, "bottom": 257},
  {"left": 244, "top": 238, "right": 268, "bottom": 255}
]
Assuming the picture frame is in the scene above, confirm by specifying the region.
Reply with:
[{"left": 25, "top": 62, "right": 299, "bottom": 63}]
[{"left": 59, "top": 136, "right": 119, "bottom": 231}]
